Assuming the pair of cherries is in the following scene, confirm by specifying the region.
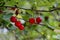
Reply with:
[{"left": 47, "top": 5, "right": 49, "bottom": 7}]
[
  {"left": 29, "top": 17, "right": 42, "bottom": 24},
  {"left": 10, "top": 16, "right": 24, "bottom": 30}
]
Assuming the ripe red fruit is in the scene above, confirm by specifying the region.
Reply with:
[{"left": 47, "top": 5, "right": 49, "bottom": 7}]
[
  {"left": 15, "top": 21, "right": 22, "bottom": 27},
  {"left": 15, "top": 9, "right": 19, "bottom": 15},
  {"left": 36, "top": 17, "right": 42, "bottom": 24},
  {"left": 29, "top": 18, "right": 35, "bottom": 24},
  {"left": 15, "top": 21, "right": 24, "bottom": 30},
  {"left": 10, "top": 16, "right": 17, "bottom": 22},
  {"left": 19, "top": 25, "right": 24, "bottom": 30}
]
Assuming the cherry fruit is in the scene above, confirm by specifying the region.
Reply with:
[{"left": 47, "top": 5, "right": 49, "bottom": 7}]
[
  {"left": 29, "top": 18, "right": 35, "bottom": 24},
  {"left": 36, "top": 17, "right": 42, "bottom": 24},
  {"left": 15, "top": 21, "right": 24, "bottom": 30},
  {"left": 10, "top": 16, "right": 17, "bottom": 23}
]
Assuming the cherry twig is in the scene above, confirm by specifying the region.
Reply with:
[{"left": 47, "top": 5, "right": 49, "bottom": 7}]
[{"left": 0, "top": 6, "right": 60, "bottom": 12}]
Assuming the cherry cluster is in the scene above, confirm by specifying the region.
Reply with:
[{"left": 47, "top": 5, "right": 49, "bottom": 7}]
[
  {"left": 10, "top": 16, "right": 42, "bottom": 30},
  {"left": 29, "top": 17, "right": 42, "bottom": 24},
  {"left": 9, "top": 8, "right": 25, "bottom": 30},
  {"left": 10, "top": 16, "right": 24, "bottom": 30},
  {"left": 0, "top": 7, "right": 42, "bottom": 30}
]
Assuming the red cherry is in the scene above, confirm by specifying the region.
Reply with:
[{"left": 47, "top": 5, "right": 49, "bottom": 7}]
[
  {"left": 15, "top": 21, "right": 24, "bottom": 30},
  {"left": 29, "top": 18, "right": 35, "bottom": 24},
  {"left": 19, "top": 25, "right": 24, "bottom": 30},
  {"left": 36, "top": 17, "right": 42, "bottom": 24},
  {"left": 15, "top": 9, "right": 19, "bottom": 15},
  {"left": 15, "top": 21, "right": 22, "bottom": 27},
  {"left": 10, "top": 16, "right": 17, "bottom": 22}
]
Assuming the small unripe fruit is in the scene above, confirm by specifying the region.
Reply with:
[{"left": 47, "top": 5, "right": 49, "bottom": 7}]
[
  {"left": 10, "top": 16, "right": 17, "bottom": 22},
  {"left": 29, "top": 18, "right": 35, "bottom": 24},
  {"left": 15, "top": 9, "right": 19, "bottom": 15},
  {"left": 36, "top": 17, "right": 42, "bottom": 24},
  {"left": 11, "top": 7, "right": 16, "bottom": 10},
  {"left": 45, "top": 16, "right": 48, "bottom": 21},
  {"left": 0, "top": 10, "right": 3, "bottom": 13}
]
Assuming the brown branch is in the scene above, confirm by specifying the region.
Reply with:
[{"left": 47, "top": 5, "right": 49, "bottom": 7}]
[
  {"left": 0, "top": 6, "right": 60, "bottom": 12},
  {"left": 0, "top": 6, "right": 31, "bottom": 10},
  {"left": 50, "top": 8, "right": 60, "bottom": 12},
  {"left": 35, "top": 10, "right": 49, "bottom": 12}
]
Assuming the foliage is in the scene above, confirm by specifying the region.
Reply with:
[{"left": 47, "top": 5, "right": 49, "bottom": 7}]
[{"left": 0, "top": 0, "right": 60, "bottom": 40}]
